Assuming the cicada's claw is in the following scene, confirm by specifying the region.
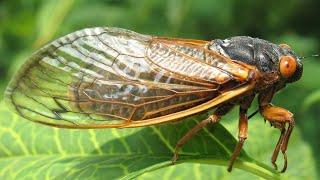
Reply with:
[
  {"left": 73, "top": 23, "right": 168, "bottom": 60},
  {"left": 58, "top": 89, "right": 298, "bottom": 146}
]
[
  {"left": 272, "top": 161, "right": 278, "bottom": 171},
  {"left": 171, "top": 151, "right": 179, "bottom": 165}
]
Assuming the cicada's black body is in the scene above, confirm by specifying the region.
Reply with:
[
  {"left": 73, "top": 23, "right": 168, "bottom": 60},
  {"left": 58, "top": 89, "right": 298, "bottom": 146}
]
[{"left": 210, "top": 36, "right": 302, "bottom": 83}]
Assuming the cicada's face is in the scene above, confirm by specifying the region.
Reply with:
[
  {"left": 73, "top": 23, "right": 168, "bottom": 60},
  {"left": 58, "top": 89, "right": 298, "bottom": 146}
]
[{"left": 278, "top": 44, "right": 303, "bottom": 83}]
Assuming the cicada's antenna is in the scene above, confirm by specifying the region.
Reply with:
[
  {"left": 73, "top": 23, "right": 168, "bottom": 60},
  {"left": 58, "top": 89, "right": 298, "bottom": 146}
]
[{"left": 299, "top": 54, "right": 319, "bottom": 60}]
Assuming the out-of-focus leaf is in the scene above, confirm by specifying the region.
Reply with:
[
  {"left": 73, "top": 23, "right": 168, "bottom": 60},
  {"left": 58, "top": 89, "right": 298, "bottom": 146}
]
[
  {"left": 33, "top": 0, "right": 75, "bottom": 48},
  {"left": 166, "top": 0, "right": 190, "bottom": 34},
  {"left": 272, "top": 34, "right": 318, "bottom": 55},
  {"left": 301, "top": 90, "right": 320, "bottom": 112}
]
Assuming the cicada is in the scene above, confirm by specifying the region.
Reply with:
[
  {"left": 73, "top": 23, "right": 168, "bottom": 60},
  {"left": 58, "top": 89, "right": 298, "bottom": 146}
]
[{"left": 5, "top": 27, "right": 303, "bottom": 173}]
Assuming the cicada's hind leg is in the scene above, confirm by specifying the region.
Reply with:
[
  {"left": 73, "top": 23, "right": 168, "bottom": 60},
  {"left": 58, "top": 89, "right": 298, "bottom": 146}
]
[
  {"left": 172, "top": 115, "right": 220, "bottom": 164},
  {"left": 172, "top": 105, "right": 233, "bottom": 164},
  {"left": 227, "top": 95, "right": 255, "bottom": 172},
  {"left": 259, "top": 88, "right": 295, "bottom": 173}
]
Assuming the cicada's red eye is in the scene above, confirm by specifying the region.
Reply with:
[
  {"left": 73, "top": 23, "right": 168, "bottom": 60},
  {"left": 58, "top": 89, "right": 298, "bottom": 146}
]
[{"left": 279, "top": 55, "right": 297, "bottom": 78}]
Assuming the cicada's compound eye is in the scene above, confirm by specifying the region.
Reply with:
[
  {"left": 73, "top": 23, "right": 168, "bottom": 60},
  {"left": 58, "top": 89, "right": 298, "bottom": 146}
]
[{"left": 279, "top": 55, "right": 297, "bottom": 78}]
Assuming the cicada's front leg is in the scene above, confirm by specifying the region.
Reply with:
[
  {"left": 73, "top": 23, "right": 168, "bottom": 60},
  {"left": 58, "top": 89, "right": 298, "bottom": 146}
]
[
  {"left": 258, "top": 88, "right": 295, "bottom": 173},
  {"left": 269, "top": 121, "right": 286, "bottom": 170}
]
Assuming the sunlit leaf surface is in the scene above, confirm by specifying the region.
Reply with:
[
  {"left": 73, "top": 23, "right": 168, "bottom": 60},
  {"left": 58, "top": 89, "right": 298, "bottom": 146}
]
[{"left": 0, "top": 102, "right": 282, "bottom": 179}]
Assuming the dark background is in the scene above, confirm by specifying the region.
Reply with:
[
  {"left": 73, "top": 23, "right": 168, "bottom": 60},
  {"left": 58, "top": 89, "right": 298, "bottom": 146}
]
[{"left": 0, "top": 0, "right": 319, "bottom": 178}]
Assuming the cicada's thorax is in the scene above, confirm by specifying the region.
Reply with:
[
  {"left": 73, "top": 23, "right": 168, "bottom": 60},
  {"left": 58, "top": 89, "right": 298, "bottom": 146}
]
[{"left": 209, "top": 36, "right": 289, "bottom": 90}]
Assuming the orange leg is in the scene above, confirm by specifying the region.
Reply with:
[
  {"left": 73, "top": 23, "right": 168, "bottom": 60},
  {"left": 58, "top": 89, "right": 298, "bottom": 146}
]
[
  {"left": 227, "top": 95, "right": 254, "bottom": 172},
  {"left": 227, "top": 109, "right": 248, "bottom": 172},
  {"left": 270, "top": 122, "right": 286, "bottom": 170},
  {"left": 258, "top": 87, "right": 295, "bottom": 173},
  {"left": 172, "top": 105, "right": 234, "bottom": 164},
  {"left": 172, "top": 115, "right": 220, "bottom": 164},
  {"left": 260, "top": 104, "right": 295, "bottom": 173},
  {"left": 281, "top": 120, "right": 295, "bottom": 172}
]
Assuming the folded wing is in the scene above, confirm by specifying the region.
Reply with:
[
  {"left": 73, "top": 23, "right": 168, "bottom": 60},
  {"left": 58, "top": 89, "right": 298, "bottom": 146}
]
[{"left": 5, "top": 27, "right": 254, "bottom": 128}]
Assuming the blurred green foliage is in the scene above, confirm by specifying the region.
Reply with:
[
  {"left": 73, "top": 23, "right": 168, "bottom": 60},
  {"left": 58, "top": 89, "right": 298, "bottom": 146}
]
[{"left": 0, "top": 0, "right": 319, "bottom": 179}]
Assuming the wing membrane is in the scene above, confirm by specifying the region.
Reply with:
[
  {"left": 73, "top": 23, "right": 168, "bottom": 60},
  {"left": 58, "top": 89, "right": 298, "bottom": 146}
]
[{"left": 5, "top": 27, "right": 255, "bottom": 128}]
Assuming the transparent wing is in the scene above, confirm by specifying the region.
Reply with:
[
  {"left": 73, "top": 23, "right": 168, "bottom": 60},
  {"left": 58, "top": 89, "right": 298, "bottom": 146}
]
[{"left": 5, "top": 27, "right": 254, "bottom": 128}]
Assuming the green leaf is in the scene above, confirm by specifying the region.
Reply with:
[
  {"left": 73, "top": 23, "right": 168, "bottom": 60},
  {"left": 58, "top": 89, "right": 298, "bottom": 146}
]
[{"left": 0, "top": 101, "right": 279, "bottom": 179}]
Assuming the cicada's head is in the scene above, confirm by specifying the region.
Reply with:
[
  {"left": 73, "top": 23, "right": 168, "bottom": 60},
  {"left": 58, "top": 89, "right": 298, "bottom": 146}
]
[{"left": 277, "top": 44, "right": 303, "bottom": 83}]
